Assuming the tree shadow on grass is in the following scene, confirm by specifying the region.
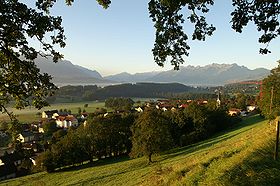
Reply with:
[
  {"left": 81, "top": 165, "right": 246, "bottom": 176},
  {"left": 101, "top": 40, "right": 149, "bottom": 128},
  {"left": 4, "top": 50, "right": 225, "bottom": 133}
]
[
  {"left": 55, "top": 155, "right": 133, "bottom": 173},
  {"left": 223, "top": 141, "right": 280, "bottom": 185},
  {"left": 160, "top": 115, "right": 265, "bottom": 162},
  {"left": 54, "top": 116, "right": 265, "bottom": 175}
]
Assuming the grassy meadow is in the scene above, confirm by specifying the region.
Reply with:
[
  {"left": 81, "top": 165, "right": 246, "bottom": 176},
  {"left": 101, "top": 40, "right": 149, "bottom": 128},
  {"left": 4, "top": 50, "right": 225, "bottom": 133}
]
[
  {"left": 0, "top": 97, "right": 153, "bottom": 123},
  {"left": 0, "top": 101, "right": 105, "bottom": 123},
  {"left": 1, "top": 115, "right": 279, "bottom": 185}
]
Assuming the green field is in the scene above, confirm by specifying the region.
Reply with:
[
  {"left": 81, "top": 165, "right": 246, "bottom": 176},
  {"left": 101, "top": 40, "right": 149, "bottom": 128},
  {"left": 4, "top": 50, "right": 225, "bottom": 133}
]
[
  {"left": 0, "top": 101, "right": 106, "bottom": 123},
  {"left": 1, "top": 115, "right": 279, "bottom": 185},
  {"left": 0, "top": 98, "right": 155, "bottom": 123}
]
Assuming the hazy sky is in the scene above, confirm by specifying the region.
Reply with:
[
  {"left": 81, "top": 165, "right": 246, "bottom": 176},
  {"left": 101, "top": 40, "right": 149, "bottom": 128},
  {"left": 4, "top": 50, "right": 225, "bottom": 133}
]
[{"left": 28, "top": 0, "right": 279, "bottom": 76}]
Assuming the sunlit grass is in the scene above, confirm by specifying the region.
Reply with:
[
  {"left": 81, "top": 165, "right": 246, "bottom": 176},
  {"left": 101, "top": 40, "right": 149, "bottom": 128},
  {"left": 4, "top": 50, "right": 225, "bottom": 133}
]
[
  {"left": 0, "top": 101, "right": 105, "bottom": 123},
  {"left": 1, "top": 115, "right": 279, "bottom": 186}
]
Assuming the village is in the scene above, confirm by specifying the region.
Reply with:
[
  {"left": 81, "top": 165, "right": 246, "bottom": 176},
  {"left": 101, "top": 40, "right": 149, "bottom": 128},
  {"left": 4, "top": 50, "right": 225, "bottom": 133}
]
[{"left": 0, "top": 96, "right": 258, "bottom": 181}]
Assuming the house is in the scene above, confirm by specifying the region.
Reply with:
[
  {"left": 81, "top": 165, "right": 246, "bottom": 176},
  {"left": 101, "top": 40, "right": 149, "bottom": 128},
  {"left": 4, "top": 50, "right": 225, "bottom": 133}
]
[
  {"left": 81, "top": 112, "right": 88, "bottom": 119},
  {"left": 135, "top": 107, "right": 144, "bottom": 112},
  {"left": 42, "top": 110, "right": 58, "bottom": 119},
  {"left": 179, "top": 104, "right": 189, "bottom": 109},
  {"left": 156, "top": 104, "right": 173, "bottom": 112},
  {"left": 56, "top": 115, "right": 78, "bottom": 128},
  {"left": 197, "top": 100, "right": 208, "bottom": 105},
  {"left": 38, "top": 127, "right": 44, "bottom": 133},
  {"left": 171, "top": 107, "right": 177, "bottom": 112},
  {"left": 247, "top": 105, "right": 256, "bottom": 112},
  {"left": 0, "top": 159, "right": 3, "bottom": 166},
  {"left": 228, "top": 108, "right": 241, "bottom": 116},
  {"left": 157, "top": 99, "right": 170, "bottom": 105},
  {"left": 17, "top": 131, "right": 35, "bottom": 143}
]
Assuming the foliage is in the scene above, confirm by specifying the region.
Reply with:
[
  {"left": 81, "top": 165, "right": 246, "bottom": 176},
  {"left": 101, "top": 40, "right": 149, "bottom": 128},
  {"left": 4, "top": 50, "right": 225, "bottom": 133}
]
[
  {"left": 148, "top": 0, "right": 280, "bottom": 69},
  {"left": 43, "top": 120, "right": 58, "bottom": 137},
  {"left": 8, "top": 120, "right": 22, "bottom": 140},
  {"left": 39, "top": 112, "right": 135, "bottom": 171},
  {"left": 0, "top": 132, "right": 11, "bottom": 147},
  {"left": 225, "top": 93, "right": 256, "bottom": 110},
  {"left": 52, "top": 83, "right": 207, "bottom": 101},
  {"left": 0, "top": 0, "right": 65, "bottom": 118},
  {"left": 260, "top": 61, "right": 280, "bottom": 119},
  {"left": 52, "top": 129, "right": 67, "bottom": 143},
  {"left": 105, "top": 97, "right": 134, "bottom": 111},
  {"left": 130, "top": 108, "right": 173, "bottom": 163},
  {"left": 5, "top": 116, "right": 277, "bottom": 186}
]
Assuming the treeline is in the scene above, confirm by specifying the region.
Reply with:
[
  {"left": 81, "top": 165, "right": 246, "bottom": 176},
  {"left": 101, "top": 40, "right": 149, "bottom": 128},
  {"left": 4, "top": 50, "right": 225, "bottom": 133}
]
[
  {"left": 49, "top": 83, "right": 211, "bottom": 102},
  {"left": 224, "top": 82, "right": 261, "bottom": 95},
  {"left": 37, "top": 114, "right": 134, "bottom": 172},
  {"left": 105, "top": 97, "right": 134, "bottom": 111},
  {"left": 36, "top": 102, "right": 240, "bottom": 172},
  {"left": 164, "top": 92, "right": 217, "bottom": 100},
  {"left": 50, "top": 83, "right": 261, "bottom": 103}
]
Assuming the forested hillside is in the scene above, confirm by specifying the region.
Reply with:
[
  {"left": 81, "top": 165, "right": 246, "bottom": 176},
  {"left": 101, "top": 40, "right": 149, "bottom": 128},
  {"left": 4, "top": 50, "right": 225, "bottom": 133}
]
[{"left": 51, "top": 83, "right": 211, "bottom": 102}]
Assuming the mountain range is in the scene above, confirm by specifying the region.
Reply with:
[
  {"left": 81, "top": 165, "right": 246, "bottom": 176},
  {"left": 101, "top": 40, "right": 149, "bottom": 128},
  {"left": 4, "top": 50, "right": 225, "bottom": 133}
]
[
  {"left": 105, "top": 63, "right": 270, "bottom": 86},
  {"left": 34, "top": 57, "right": 111, "bottom": 86},
  {"left": 34, "top": 58, "right": 270, "bottom": 86}
]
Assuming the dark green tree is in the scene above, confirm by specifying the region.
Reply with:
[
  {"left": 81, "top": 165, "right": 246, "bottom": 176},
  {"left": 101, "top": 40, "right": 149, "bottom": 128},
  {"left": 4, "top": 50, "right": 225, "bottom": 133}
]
[
  {"left": 43, "top": 120, "right": 58, "bottom": 137},
  {"left": 130, "top": 108, "right": 173, "bottom": 163},
  {"left": 77, "top": 107, "right": 82, "bottom": 115},
  {"left": 0, "top": 0, "right": 65, "bottom": 118},
  {"left": 105, "top": 97, "right": 134, "bottom": 111},
  {"left": 260, "top": 61, "right": 280, "bottom": 119}
]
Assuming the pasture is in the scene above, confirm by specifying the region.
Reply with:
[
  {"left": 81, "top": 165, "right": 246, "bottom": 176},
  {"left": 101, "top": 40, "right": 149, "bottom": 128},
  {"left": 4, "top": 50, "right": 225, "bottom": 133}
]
[{"left": 1, "top": 115, "right": 279, "bottom": 185}]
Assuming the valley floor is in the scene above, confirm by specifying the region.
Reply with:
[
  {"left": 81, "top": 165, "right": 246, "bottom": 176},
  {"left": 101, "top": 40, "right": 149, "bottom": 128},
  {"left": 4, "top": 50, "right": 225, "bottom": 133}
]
[{"left": 1, "top": 115, "right": 279, "bottom": 186}]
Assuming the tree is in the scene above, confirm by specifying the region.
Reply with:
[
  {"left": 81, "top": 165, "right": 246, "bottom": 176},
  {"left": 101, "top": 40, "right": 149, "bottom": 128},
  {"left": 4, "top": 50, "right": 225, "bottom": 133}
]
[
  {"left": 0, "top": 0, "right": 65, "bottom": 118},
  {"left": 130, "top": 108, "right": 173, "bottom": 163},
  {"left": 43, "top": 120, "right": 58, "bottom": 137},
  {"left": 260, "top": 60, "right": 280, "bottom": 119},
  {"left": 105, "top": 97, "right": 134, "bottom": 111},
  {"left": 77, "top": 107, "right": 82, "bottom": 115}
]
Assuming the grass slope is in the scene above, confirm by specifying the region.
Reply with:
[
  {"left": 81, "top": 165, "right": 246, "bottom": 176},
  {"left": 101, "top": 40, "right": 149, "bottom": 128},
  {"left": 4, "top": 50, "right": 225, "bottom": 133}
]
[{"left": 1, "top": 115, "right": 280, "bottom": 186}]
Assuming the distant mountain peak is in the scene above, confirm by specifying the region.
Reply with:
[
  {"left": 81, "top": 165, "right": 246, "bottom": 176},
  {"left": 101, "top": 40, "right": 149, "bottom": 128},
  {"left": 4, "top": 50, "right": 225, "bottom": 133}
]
[
  {"left": 105, "top": 63, "right": 270, "bottom": 86},
  {"left": 34, "top": 57, "right": 113, "bottom": 86}
]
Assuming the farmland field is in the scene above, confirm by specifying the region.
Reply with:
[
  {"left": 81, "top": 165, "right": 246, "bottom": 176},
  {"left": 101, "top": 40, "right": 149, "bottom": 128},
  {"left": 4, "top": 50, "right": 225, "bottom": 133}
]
[{"left": 0, "top": 101, "right": 106, "bottom": 123}]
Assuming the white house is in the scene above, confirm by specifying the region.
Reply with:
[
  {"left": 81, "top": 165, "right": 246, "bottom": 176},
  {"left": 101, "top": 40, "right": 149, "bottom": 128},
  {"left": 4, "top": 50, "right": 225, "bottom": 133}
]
[
  {"left": 228, "top": 108, "right": 241, "bottom": 116},
  {"left": 42, "top": 110, "right": 58, "bottom": 119},
  {"left": 17, "top": 131, "right": 35, "bottom": 143},
  {"left": 135, "top": 107, "right": 144, "bottom": 112},
  {"left": 56, "top": 115, "right": 78, "bottom": 128},
  {"left": 247, "top": 105, "right": 256, "bottom": 112}
]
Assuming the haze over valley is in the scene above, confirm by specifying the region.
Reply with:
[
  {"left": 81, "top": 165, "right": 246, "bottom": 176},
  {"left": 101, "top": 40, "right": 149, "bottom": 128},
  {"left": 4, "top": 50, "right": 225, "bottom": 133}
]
[{"left": 35, "top": 58, "right": 270, "bottom": 87}]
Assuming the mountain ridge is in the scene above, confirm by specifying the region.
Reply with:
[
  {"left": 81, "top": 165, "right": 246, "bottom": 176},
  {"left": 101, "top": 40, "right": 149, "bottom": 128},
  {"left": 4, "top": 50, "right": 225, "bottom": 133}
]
[
  {"left": 34, "top": 57, "right": 113, "bottom": 86},
  {"left": 105, "top": 63, "right": 270, "bottom": 86},
  {"left": 34, "top": 58, "right": 270, "bottom": 86}
]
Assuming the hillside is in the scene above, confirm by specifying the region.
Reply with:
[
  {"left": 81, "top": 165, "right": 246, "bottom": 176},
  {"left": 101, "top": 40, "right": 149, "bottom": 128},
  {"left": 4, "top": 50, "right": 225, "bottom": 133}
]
[
  {"left": 105, "top": 63, "right": 270, "bottom": 86},
  {"left": 86, "top": 82, "right": 208, "bottom": 99},
  {"left": 2, "top": 115, "right": 279, "bottom": 185},
  {"left": 34, "top": 57, "right": 112, "bottom": 86}
]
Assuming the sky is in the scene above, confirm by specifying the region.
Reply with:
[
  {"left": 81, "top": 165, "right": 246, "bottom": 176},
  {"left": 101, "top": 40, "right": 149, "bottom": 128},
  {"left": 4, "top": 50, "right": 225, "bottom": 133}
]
[{"left": 28, "top": 0, "right": 280, "bottom": 76}]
